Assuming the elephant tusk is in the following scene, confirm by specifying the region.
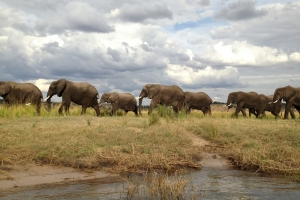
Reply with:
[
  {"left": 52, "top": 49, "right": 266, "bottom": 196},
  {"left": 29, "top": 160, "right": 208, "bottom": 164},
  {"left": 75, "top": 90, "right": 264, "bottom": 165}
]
[
  {"left": 268, "top": 102, "right": 272, "bottom": 104},
  {"left": 273, "top": 100, "right": 278, "bottom": 103},
  {"left": 99, "top": 103, "right": 103, "bottom": 107},
  {"left": 227, "top": 103, "right": 232, "bottom": 107},
  {"left": 26, "top": 103, "right": 31, "bottom": 106},
  {"left": 44, "top": 95, "right": 50, "bottom": 101},
  {"left": 138, "top": 96, "right": 143, "bottom": 100}
]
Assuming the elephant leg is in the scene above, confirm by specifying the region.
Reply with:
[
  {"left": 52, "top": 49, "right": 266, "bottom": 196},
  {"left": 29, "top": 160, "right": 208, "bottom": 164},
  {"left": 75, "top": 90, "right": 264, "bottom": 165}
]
[
  {"left": 58, "top": 105, "right": 64, "bottom": 115},
  {"left": 134, "top": 106, "right": 138, "bottom": 116},
  {"left": 285, "top": 101, "right": 294, "bottom": 119},
  {"left": 289, "top": 108, "right": 295, "bottom": 119},
  {"left": 93, "top": 105, "right": 100, "bottom": 116},
  {"left": 149, "top": 99, "right": 158, "bottom": 115},
  {"left": 235, "top": 103, "right": 244, "bottom": 117},
  {"left": 111, "top": 104, "right": 117, "bottom": 116},
  {"left": 36, "top": 103, "right": 41, "bottom": 116},
  {"left": 64, "top": 105, "right": 70, "bottom": 114},
  {"left": 172, "top": 105, "right": 179, "bottom": 114},
  {"left": 81, "top": 105, "right": 87, "bottom": 115},
  {"left": 240, "top": 107, "right": 246, "bottom": 117}
]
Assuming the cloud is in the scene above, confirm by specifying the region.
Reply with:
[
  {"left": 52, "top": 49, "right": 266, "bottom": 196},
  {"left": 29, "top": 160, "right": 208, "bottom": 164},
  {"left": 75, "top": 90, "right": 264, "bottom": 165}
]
[
  {"left": 214, "top": 0, "right": 267, "bottom": 21},
  {"left": 198, "top": 41, "right": 290, "bottom": 66},
  {"left": 110, "top": 3, "right": 173, "bottom": 22},
  {"left": 289, "top": 52, "right": 300, "bottom": 62},
  {"left": 198, "top": 0, "right": 210, "bottom": 6},
  {"left": 165, "top": 65, "right": 245, "bottom": 88}
]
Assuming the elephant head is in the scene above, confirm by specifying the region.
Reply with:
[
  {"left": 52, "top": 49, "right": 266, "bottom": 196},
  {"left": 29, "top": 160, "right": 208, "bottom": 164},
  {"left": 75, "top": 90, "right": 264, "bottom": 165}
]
[
  {"left": 273, "top": 86, "right": 296, "bottom": 103},
  {"left": 0, "top": 81, "right": 11, "bottom": 97},
  {"left": 138, "top": 84, "right": 159, "bottom": 115},
  {"left": 226, "top": 92, "right": 245, "bottom": 107},
  {"left": 183, "top": 92, "right": 192, "bottom": 110},
  {"left": 45, "top": 79, "right": 67, "bottom": 111},
  {"left": 99, "top": 92, "right": 119, "bottom": 107},
  {"left": 273, "top": 85, "right": 296, "bottom": 115}
]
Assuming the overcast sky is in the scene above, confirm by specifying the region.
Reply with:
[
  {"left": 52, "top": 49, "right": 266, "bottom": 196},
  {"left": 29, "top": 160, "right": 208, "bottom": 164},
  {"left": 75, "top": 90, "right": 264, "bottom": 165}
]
[{"left": 1, "top": 0, "right": 300, "bottom": 103}]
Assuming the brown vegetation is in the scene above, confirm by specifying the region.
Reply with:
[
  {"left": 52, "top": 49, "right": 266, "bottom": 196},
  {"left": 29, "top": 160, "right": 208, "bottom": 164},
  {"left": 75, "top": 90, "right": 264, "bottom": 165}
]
[{"left": 1, "top": 104, "right": 300, "bottom": 182}]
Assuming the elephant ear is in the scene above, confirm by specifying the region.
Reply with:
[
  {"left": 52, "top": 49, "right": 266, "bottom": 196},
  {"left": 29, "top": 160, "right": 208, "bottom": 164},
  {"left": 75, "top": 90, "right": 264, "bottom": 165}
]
[
  {"left": 235, "top": 92, "right": 245, "bottom": 102},
  {"left": 108, "top": 92, "right": 119, "bottom": 103},
  {"left": 107, "top": 92, "right": 119, "bottom": 103},
  {"left": 148, "top": 85, "right": 159, "bottom": 99},
  {"left": 0, "top": 82, "right": 11, "bottom": 95},
  {"left": 57, "top": 79, "right": 67, "bottom": 97},
  {"left": 283, "top": 85, "right": 296, "bottom": 101},
  {"left": 184, "top": 92, "right": 191, "bottom": 102}
]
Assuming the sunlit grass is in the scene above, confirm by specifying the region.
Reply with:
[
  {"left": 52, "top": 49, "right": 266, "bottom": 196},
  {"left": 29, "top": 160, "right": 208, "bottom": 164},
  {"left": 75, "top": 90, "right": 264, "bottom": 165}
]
[{"left": 1, "top": 103, "right": 300, "bottom": 181}]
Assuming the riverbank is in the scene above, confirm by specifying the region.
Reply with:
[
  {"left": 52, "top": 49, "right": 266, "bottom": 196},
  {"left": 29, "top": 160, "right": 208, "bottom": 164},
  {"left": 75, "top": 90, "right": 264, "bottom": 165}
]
[{"left": 1, "top": 105, "right": 300, "bottom": 186}]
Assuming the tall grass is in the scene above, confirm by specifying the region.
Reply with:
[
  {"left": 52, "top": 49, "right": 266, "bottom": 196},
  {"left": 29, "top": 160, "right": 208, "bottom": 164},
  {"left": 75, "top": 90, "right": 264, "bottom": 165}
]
[{"left": 1, "top": 104, "right": 300, "bottom": 180}]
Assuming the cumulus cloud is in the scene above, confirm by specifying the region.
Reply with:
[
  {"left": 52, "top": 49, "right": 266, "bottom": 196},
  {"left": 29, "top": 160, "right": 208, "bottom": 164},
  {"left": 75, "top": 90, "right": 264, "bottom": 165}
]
[
  {"left": 34, "top": 2, "right": 114, "bottom": 34},
  {"left": 165, "top": 65, "right": 245, "bottom": 88},
  {"left": 199, "top": 41, "right": 289, "bottom": 66},
  {"left": 110, "top": 3, "right": 173, "bottom": 22},
  {"left": 211, "top": 2, "right": 300, "bottom": 52},
  {"left": 214, "top": 0, "right": 268, "bottom": 21},
  {"left": 0, "top": 0, "right": 300, "bottom": 103}
]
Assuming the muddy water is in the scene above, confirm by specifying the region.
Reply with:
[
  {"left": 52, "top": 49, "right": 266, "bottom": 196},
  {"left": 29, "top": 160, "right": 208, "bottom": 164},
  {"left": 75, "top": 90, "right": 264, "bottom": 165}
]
[{"left": 1, "top": 153, "right": 300, "bottom": 200}]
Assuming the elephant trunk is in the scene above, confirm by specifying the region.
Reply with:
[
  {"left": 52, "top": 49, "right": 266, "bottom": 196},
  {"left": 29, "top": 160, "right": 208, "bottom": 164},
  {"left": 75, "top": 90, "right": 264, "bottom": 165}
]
[
  {"left": 272, "top": 93, "right": 281, "bottom": 115},
  {"left": 226, "top": 97, "right": 233, "bottom": 107},
  {"left": 272, "top": 94, "right": 280, "bottom": 104},
  {"left": 99, "top": 97, "right": 105, "bottom": 107},
  {"left": 138, "top": 96, "right": 143, "bottom": 115},
  {"left": 45, "top": 94, "right": 52, "bottom": 112}
]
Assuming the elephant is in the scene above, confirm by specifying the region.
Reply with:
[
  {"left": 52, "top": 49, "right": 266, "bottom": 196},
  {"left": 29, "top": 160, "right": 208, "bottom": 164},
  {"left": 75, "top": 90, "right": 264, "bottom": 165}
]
[
  {"left": 273, "top": 85, "right": 300, "bottom": 119},
  {"left": 184, "top": 91, "right": 212, "bottom": 115},
  {"left": 99, "top": 92, "right": 138, "bottom": 116},
  {"left": 45, "top": 79, "right": 100, "bottom": 116},
  {"left": 138, "top": 84, "right": 185, "bottom": 115},
  {"left": 247, "top": 94, "right": 280, "bottom": 117},
  {"left": 226, "top": 91, "right": 264, "bottom": 118},
  {"left": 0, "top": 81, "right": 43, "bottom": 115}
]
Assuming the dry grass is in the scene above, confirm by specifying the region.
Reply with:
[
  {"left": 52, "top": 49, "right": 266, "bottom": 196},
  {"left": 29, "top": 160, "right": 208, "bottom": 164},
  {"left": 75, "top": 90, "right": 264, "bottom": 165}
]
[
  {"left": 1, "top": 104, "right": 300, "bottom": 182},
  {"left": 0, "top": 105, "right": 202, "bottom": 176}
]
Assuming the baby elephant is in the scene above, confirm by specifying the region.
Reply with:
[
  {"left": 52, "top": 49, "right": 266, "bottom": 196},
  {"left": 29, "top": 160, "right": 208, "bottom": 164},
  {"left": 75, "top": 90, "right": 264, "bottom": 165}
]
[{"left": 99, "top": 92, "right": 138, "bottom": 116}]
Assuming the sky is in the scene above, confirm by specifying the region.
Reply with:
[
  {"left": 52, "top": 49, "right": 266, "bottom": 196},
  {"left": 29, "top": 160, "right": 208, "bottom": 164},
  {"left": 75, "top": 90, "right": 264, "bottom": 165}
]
[{"left": 0, "top": 0, "right": 300, "bottom": 103}]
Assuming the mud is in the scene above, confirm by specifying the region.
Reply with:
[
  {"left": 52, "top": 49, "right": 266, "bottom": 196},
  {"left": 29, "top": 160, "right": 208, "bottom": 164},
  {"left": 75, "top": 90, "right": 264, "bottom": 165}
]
[{"left": 0, "top": 163, "right": 121, "bottom": 190}]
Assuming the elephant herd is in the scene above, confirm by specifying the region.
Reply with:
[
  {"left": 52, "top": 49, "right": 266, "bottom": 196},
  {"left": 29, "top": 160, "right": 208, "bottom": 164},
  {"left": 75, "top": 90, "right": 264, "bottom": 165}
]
[{"left": 0, "top": 79, "right": 300, "bottom": 119}]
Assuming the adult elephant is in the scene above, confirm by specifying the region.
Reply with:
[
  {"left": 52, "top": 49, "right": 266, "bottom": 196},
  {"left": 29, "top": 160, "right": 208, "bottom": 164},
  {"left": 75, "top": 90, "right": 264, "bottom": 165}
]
[
  {"left": 184, "top": 91, "right": 212, "bottom": 115},
  {"left": 226, "top": 91, "right": 264, "bottom": 118},
  {"left": 273, "top": 85, "right": 300, "bottom": 119},
  {"left": 0, "top": 81, "right": 43, "bottom": 115},
  {"left": 138, "top": 84, "right": 185, "bottom": 115},
  {"left": 45, "top": 79, "right": 100, "bottom": 116},
  {"left": 99, "top": 92, "right": 138, "bottom": 116},
  {"left": 263, "top": 95, "right": 283, "bottom": 117}
]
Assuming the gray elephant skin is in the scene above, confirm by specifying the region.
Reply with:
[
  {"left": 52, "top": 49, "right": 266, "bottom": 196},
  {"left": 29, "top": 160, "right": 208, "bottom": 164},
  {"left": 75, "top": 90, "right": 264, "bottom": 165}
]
[
  {"left": 138, "top": 84, "right": 185, "bottom": 115},
  {"left": 0, "top": 81, "right": 43, "bottom": 115},
  {"left": 45, "top": 79, "right": 100, "bottom": 116},
  {"left": 99, "top": 92, "right": 138, "bottom": 116},
  {"left": 226, "top": 91, "right": 264, "bottom": 118},
  {"left": 273, "top": 85, "right": 300, "bottom": 119},
  {"left": 184, "top": 91, "right": 212, "bottom": 115}
]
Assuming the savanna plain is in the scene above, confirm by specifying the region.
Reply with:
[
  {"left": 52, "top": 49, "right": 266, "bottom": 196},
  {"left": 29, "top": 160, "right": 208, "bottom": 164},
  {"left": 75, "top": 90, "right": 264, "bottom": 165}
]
[{"left": 1, "top": 104, "right": 300, "bottom": 198}]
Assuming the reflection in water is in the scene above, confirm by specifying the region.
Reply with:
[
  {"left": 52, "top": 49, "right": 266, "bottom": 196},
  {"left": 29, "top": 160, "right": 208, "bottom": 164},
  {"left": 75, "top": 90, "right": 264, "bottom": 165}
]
[{"left": 1, "top": 154, "right": 300, "bottom": 200}]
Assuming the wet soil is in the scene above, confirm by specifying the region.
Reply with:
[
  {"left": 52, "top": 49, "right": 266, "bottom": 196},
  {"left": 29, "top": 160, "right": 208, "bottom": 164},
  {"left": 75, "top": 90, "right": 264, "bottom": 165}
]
[{"left": 0, "top": 163, "right": 122, "bottom": 190}]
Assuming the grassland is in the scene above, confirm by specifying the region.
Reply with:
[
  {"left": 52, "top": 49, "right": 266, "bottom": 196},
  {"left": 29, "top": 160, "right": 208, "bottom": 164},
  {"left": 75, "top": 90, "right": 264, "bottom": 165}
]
[{"left": 0, "top": 103, "right": 300, "bottom": 182}]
